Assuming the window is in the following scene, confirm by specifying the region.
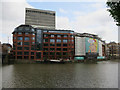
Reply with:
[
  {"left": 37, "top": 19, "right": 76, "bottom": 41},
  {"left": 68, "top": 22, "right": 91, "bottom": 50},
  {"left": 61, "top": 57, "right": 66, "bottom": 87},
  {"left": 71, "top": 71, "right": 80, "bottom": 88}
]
[
  {"left": 24, "top": 37, "right": 29, "bottom": 41},
  {"left": 31, "top": 46, "right": 35, "bottom": 50},
  {"left": 24, "top": 47, "right": 29, "bottom": 50},
  {"left": 24, "top": 56, "right": 29, "bottom": 59},
  {"left": 44, "top": 48, "right": 48, "bottom": 51},
  {"left": 31, "top": 29, "right": 35, "bottom": 32},
  {"left": 32, "top": 33, "right": 35, "bottom": 35},
  {"left": 50, "top": 39, "right": 55, "bottom": 43},
  {"left": 17, "top": 52, "right": 22, "bottom": 55},
  {"left": 24, "top": 42, "right": 29, "bottom": 45},
  {"left": 50, "top": 43, "right": 55, "bottom": 46},
  {"left": 56, "top": 52, "right": 61, "bottom": 55},
  {"left": 17, "top": 37, "right": 23, "bottom": 40},
  {"left": 63, "top": 44, "right": 67, "bottom": 47},
  {"left": 63, "top": 39, "right": 68, "bottom": 43},
  {"left": 24, "top": 52, "right": 29, "bottom": 55},
  {"left": 44, "top": 44, "right": 48, "bottom": 46},
  {"left": 14, "top": 37, "right": 16, "bottom": 39},
  {"left": 50, "top": 52, "right": 55, "bottom": 55},
  {"left": 44, "top": 39, "right": 48, "bottom": 42},
  {"left": 50, "top": 48, "right": 55, "bottom": 51},
  {"left": 63, "top": 52, "right": 67, "bottom": 55},
  {"left": 43, "top": 30, "right": 47, "bottom": 32},
  {"left": 57, "top": 48, "right": 61, "bottom": 51},
  {"left": 25, "top": 32, "right": 29, "bottom": 35},
  {"left": 51, "top": 35, "right": 54, "bottom": 37},
  {"left": 43, "top": 52, "right": 48, "bottom": 55},
  {"left": 17, "top": 47, "right": 22, "bottom": 50},
  {"left": 31, "top": 52, "right": 34, "bottom": 55},
  {"left": 57, "top": 44, "right": 61, "bottom": 47},
  {"left": 32, "top": 42, "right": 35, "bottom": 44},
  {"left": 57, "top": 35, "right": 61, "bottom": 37},
  {"left": 17, "top": 56, "right": 22, "bottom": 59},
  {"left": 72, "top": 40, "right": 74, "bottom": 42},
  {"left": 63, "top": 35, "right": 67, "bottom": 37},
  {"left": 63, "top": 48, "right": 67, "bottom": 51},
  {"left": 70, "top": 35, "right": 74, "bottom": 38},
  {"left": 31, "top": 56, "right": 34, "bottom": 59},
  {"left": 57, "top": 39, "right": 61, "bottom": 43},
  {"left": 17, "top": 42, "right": 22, "bottom": 45},
  {"left": 32, "top": 37, "right": 35, "bottom": 40},
  {"left": 44, "top": 34, "right": 48, "bottom": 37},
  {"left": 18, "top": 32, "right": 22, "bottom": 35},
  {"left": 36, "top": 52, "right": 41, "bottom": 59}
]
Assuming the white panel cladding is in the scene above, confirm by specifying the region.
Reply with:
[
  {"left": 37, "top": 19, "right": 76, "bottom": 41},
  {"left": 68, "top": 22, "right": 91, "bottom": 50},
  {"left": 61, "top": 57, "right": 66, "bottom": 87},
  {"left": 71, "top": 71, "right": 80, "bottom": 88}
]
[
  {"left": 75, "top": 37, "right": 85, "bottom": 56},
  {"left": 99, "top": 40, "right": 103, "bottom": 56}
]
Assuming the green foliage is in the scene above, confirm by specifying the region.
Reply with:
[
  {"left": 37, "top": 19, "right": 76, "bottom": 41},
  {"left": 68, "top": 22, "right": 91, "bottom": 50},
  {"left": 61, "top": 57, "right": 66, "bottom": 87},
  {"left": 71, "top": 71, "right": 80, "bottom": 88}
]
[{"left": 106, "top": 0, "right": 120, "bottom": 26}]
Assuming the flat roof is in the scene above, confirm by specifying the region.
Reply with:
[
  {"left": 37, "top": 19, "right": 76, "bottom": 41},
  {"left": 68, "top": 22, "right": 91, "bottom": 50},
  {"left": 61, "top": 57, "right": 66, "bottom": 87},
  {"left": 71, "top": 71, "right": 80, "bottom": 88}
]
[{"left": 26, "top": 8, "right": 55, "bottom": 14}]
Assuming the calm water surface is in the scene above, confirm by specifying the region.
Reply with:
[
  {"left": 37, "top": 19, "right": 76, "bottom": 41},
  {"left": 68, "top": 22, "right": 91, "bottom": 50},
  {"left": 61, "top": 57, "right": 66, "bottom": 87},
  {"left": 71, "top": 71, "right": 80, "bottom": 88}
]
[{"left": 2, "top": 60, "right": 118, "bottom": 88}]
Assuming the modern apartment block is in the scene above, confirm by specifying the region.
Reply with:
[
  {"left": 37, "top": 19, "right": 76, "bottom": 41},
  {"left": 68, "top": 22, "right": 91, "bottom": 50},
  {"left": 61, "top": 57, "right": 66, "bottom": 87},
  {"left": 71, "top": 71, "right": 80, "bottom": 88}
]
[
  {"left": 12, "top": 25, "right": 74, "bottom": 60},
  {"left": 25, "top": 8, "right": 55, "bottom": 29},
  {"left": 74, "top": 33, "right": 106, "bottom": 60},
  {"left": 106, "top": 42, "right": 120, "bottom": 58}
]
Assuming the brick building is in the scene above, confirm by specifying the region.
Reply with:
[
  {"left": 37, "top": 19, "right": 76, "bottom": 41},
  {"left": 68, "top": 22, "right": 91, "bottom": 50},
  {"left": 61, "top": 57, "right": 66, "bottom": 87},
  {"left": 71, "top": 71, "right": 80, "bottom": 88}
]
[
  {"left": 12, "top": 24, "right": 74, "bottom": 61},
  {"left": 106, "top": 42, "right": 120, "bottom": 58}
]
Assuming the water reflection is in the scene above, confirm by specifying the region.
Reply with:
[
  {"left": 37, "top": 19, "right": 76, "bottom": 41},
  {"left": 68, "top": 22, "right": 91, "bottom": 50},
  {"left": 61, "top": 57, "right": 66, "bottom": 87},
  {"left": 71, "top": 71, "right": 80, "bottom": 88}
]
[{"left": 2, "top": 60, "right": 118, "bottom": 88}]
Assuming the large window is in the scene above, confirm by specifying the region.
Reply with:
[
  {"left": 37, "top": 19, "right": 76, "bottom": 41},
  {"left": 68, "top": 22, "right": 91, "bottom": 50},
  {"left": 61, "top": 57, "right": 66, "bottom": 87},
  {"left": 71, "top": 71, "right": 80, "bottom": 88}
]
[
  {"left": 50, "top": 39, "right": 55, "bottom": 43},
  {"left": 44, "top": 44, "right": 48, "bottom": 46},
  {"left": 56, "top": 52, "right": 61, "bottom": 55},
  {"left": 57, "top": 39, "right": 61, "bottom": 43},
  {"left": 25, "top": 32, "right": 29, "bottom": 35},
  {"left": 24, "top": 42, "right": 29, "bottom": 45},
  {"left": 31, "top": 45, "right": 35, "bottom": 50},
  {"left": 63, "top": 39, "right": 68, "bottom": 43},
  {"left": 44, "top": 34, "right": 48, "bottom": 37},
  {"left": 31, "top": 52, "right": 34, "bottom": 55},
  {"left": 43, "top": 52, "right": 48, "bottom": 55},
  {"left": 51, "top": 35, "right": 54, "bottom": 37},
  {"left": 17, "top": 37, "right": 23, "bottom": 40},
  {"left": 50, "top": 52, "right": 55, "bottom": 55},
  {"left": 57, "top": 44, "right": 61, "bottom": 47},
  {"left": 63, "top": 52, "right": 67, "bottom": 55},
  {"left": 63, "top": 44, "right": 67, "bottom": 47},
  {"left": 63, "top": 35, "right": 67, "bottom": 37},
  {"left": 57, "top": 48, "right": 61, "bottom": 51},
  {"left": 63, "top": 48, "right": 67, "bottom": 51},
  {"left": 50, "top": 48, "right": 55, "bottom": 51},
  {"left": 32, "top": 37, "right": 35, "bottom": 40},
  {"left": 57, "top": 35, "right": 61, "bottom": 37},
  {"left": 44, "top": 39, "right": 48, "bottom": 42},
  {"left": 24, "top": 47, "right": 29, "bottom": 50},
  {"left": 50, "top": 43, "right": 55, "bottom": 46},
  {"left": 43, "top": 30, "right": 47, "bottom": 32},
  {"left": 24, "top": 56, "right": 29, "bottom": 59},
  {"left": 17, "top": 42, "right": 22, "bottom": 45},
  {"left": 17, "top": 47, "right": 22, "bottom": 50},
  {"left": 44, "top": 48, "right": 48, "bottom": 51},
  {"left": 24, "top": 37, "right": 29, "bottom": 41},
  {"left": 24, "top": 52, "right": 29, "bottom": 55},
  {"left": 17, "top": 52, "right": 22, "bottom": 55}
]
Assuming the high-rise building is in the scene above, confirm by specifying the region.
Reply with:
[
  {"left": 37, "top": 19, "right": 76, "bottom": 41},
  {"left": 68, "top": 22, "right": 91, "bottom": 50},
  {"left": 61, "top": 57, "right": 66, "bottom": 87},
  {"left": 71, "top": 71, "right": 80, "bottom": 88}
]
[
  {"left": 25, "top": 8, "right": 55, "bottom": 29},
  {"left": 12, "top": 24, "right": 74, "bottom": 60}
]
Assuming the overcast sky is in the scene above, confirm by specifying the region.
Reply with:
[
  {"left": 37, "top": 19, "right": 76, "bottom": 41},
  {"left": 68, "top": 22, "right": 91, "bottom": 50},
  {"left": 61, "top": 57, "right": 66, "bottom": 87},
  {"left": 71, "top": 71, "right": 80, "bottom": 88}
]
[{"left": 1, "top": 0, "right": 118, "bottom": 44}]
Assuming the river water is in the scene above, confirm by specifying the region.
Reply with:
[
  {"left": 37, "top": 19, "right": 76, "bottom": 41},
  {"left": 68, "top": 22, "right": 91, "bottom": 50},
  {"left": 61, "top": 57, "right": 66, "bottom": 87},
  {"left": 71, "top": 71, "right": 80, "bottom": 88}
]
[{"left": 2, "top": 60, "right": 118, "bottom": 88}]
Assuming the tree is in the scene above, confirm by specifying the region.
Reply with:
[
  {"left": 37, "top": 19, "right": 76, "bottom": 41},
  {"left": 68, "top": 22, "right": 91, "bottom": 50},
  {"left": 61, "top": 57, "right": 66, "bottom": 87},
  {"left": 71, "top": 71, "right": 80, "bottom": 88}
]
[{"left": 106, "top": 0, "right": 120, "bottom": 26}]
